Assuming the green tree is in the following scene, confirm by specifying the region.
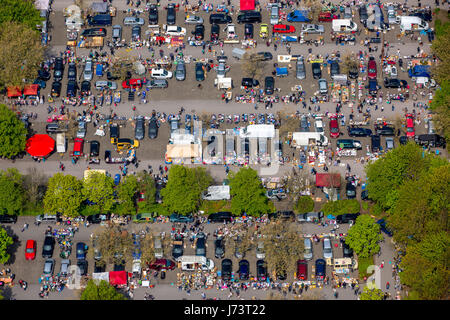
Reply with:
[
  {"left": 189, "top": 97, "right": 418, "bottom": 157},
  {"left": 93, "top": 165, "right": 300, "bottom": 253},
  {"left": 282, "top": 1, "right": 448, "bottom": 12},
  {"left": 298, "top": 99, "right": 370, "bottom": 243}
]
[
  {"left": 360, "top": 287, "right": 385, "bottom": 300},
  {"left": 0, "top": 226, "right": 14, "bottom": 264},
  {"left": 43, "top": 173, "right": 83, "bottom": 218},
  {"left": 0, "top": 104, "right": 27, "bottom": 158},
  {"left": 80, "top": 280, "right": 126, "bottom": 300},
  {"left": 346, "top": 215, "right": 383, "bottom": 258},
  {"left": 388, "top": 164, "right": 450, "bottom": 245},
  {"left": 321, "top": 199, "right": 360, "bottom": 216},
  {"left": 0, "top": 168, "right": 25, "bottom": 215},
  {"left": 399, "top": 232, "right": 449, "bottom": 300},
  {"left": 82, "top": 172, "right": 115, "bottom": 214},
  {"left": 95, "top": 225, "right": 132, "bottom": 265},
  {"left": 295, "top": 196, "right": 315, "bottom": 214},
  {"left": 136, "top": 171, "right": 157, "bottom": 212},
  {"left": 0, "top": 23, "right": 44, "bottom": 90},
  {"left": 365, "top": 142, "right": 447, "bottom": 213},
  {"left": 228, "top": 167, "right": 271, "bottom": 217},
  {"left": 116, "top": 175, "right": 138, "bottom": 215},
  {"left": 161, "top": 165, "right": 212, "bottom": 215},
  {"left": 0, "top": 0, "right": 42, "bottom": 30}
]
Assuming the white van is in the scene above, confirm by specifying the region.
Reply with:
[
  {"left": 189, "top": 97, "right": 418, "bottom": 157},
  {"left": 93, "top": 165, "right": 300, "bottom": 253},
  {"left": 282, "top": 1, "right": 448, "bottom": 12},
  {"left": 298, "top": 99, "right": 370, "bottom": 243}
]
[
  {"left": 270, "top": 4, "right": 280, "bottom": 25},
  {"left": 56, "top": 133, "right": 66, "bottom": 153},
  {"left": 154, "top": 237, "right": 163, "bottom": 259},
  {"left": 397, "top": 16, "right": 429, "bottom": 32},
  {"left": 177, "top": 255, "right": 215, "bottom": 271},
  {"left": 151, "top": 68, "right": 173, "bottom": 79},
  {"left": 332, "top": 19, "right": 358, "bottom": 32}
]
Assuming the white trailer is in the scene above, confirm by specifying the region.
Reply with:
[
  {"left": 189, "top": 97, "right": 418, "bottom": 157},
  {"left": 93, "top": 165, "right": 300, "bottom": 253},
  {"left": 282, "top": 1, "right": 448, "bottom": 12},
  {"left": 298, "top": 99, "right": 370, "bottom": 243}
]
[{"left": 56, "top": 133, "right": 66, "bottom": 153}]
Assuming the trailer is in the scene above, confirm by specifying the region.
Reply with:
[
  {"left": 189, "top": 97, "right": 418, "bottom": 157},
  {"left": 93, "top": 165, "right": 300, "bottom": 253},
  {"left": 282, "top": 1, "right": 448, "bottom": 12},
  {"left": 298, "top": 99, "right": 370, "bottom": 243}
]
[{"left": 79, "top": 36, "right": 104, "bottom": 48}]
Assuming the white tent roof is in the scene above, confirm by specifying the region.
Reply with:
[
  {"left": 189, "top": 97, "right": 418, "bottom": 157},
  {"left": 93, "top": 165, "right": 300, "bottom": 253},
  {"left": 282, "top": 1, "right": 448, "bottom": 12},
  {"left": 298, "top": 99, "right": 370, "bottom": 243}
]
[
  {"left": 91, "top": 2, "right": 108, "bottom": 13},
  {"left": 240, "top": 124, "right": 275, "bottom": 138},
  {"left": 166, "top": 144, "right": 200, "bottom": 158},
  {"left": 65, "top": 5, "right": 82, "bottom": 17},
  {"left": 170, "top": 133, "right": 195, "bottom": 144},
  {"left": 92, "top": 272, "right": 109, "bottom": 283}
]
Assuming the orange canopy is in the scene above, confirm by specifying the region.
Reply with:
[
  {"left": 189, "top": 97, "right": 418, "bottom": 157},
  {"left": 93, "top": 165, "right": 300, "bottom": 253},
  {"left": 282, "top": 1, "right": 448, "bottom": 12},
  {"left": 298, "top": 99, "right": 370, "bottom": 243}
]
[{"left": 7, "top": 86, "right": 22, "bottom": 98}]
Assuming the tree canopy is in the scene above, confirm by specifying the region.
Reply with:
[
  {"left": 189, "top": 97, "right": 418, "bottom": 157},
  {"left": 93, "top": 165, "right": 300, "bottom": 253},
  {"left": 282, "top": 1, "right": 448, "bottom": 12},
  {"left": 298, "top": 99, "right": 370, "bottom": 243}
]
[
  {"left": 136, "top": 171, "right": 157, "bottom": 212},
  {"left": 80, "top": 280, "right": 126, "bottom": 300},
  {"left": 228, "top": 167, "right": 272, "bottom": 216},
  {"left": 0, "top": 0, "right": 43, "bottom": 30},
  {"left": 161, "top": 165, "right": 212, "bottom": 215},
  {"left": 294, "top": 196, "right": 315, "bottom": 214},
  {"left": 116, "top": 175, "right": 138, "bottom": 215},
  {"left": 345, "top": 215, "right": 383, "bottom": 258},
  {"left": 94, "top": 225, "right": 132, "bottom": 265},
  {"left": 360, "top": 287, "right": 385, "bottom": 300},
  {"left": 0, "top": 104, "right": 27, "bottom": 158},
  {"left": 43, "top": 173, "right": 83, "bottom": 218},
  {"left": 0, "top": 22, "right": 43, "bottom": 90},
  {"left": 321, "top": 199, "right": 360, "bottom": 216},
  {"left": 0, "top": 226, "right": 14, "bottom": 264},
  {"left": 0, "top": 168, "right": 25, "bottom": 215},
  {"left": 82, "top": 172, "right": 115, "bottom": 214}
]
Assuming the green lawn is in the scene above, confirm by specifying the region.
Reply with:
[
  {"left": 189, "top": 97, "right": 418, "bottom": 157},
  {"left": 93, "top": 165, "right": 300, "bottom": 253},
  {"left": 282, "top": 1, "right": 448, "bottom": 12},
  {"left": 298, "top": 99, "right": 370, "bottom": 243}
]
[{"left": 358, "top": 255, "right": 375, "bottom": 280}]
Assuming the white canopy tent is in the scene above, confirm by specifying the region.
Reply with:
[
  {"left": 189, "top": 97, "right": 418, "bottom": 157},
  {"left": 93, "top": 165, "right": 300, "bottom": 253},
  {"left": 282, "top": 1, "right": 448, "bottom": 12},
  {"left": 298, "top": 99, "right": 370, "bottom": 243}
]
[{"left": 239, "top": 124, "right": 275, "bottom": 138}]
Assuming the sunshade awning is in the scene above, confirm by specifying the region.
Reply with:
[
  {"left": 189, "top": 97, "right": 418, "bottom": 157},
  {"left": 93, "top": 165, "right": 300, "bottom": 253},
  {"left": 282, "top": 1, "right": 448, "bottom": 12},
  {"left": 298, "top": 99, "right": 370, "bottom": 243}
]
[{"left": 26, "top": 134, "right": 55, "bottom": 158}]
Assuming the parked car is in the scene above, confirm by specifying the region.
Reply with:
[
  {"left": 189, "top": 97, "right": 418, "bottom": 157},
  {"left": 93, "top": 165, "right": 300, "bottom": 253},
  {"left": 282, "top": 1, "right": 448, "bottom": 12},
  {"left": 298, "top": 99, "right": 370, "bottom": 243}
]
[
  {"left": 256, "top": 241, "right": 265, "bottom": 259},
  {"left": 86, "top": 213, "right": 110, "bottom": 224},
  {"left": 77, "top": 260, "right": 88, "bottom": 275},
  {"left": 195, "top": 232, "right": 206, "bottom": 256},
  {"left": 386, "top": 137, "right": 395, "bottom": 150},
  {"left": 221, "top": 259, "right": 232, "bottom": 281},
  {"left": 151, "top": 68, "right": 173, "bottom": 79},
  {"left": 169, "top": 118, "right": 179, "bottom": 134},
  {"left": 76, "top": 121, "right": 86, "bottom": 138},
  {"left": 301, "top": 24, "right": 325, "bottom": 33},
  {"left": 346, "top": 180, "right": 357, "bottom": 199},
  {"left": 123, "top": 17, "right": 145, "bottom": 26},
  {"left": 195, "top": 63, "right": 205, "bottom": 81},
  {"left": 148, "top": 118, "right": 158, "bottom": 139},
  {"left": 166, "top": 4, "right": 176, "bottom": 25},
  {"left": 135, "top": 116, "right": 145, "bottom": 140},
  {"left": 304, "top": 238, "right": 313, "bottom": 260},
  {"left": 330, "top": 61, "right": 340, "bottom": 77},
  {"left": 238, "top": 260, "right": 250, "bottom": 280},
  {"left": 323, "top": 237, "right": 333, "bottom": 259},
  {"left": 25, "top": 240, "right": 37, "bottom": 260},
  {"left": 67, "top": 63, "right": 77, "bottom": 81},
  {"left": 172, "top": 234, "right": 184, "bottom": 259},
  {"left": 371, "top": 134, "right": 381, "bottom": 152},
  {"left": 42, "top": 236, "right": 55, "bottom": 258},
  {"left": 131, "top": 25, "right": 141, "bottom": 41},
  {"left": 312, "top": 62, "right": 322, "bottom": 79},
  {"left": 192, "top": 24, "right": 205, "bottom": 41},
  {"left": 272, "top": 24, "right": 296, "bottom": 33},
  {"left": 83, "top": 59, "right": 93, "bottom": 81},
  {"left": 296, "top": 58, "right": 306, "bottom": 80},
  {"left": 253, "top": 52, "right": 273, "bottom": 61},
  {"left": 66, "top": 80, "right": 78, "bottom": 97},
  {"left": 148, "top": 5, "right": 158, "bottom": 24},
  {"left": 264, "top": 76, "right": 274, "bottom": 95},
  {"left": 148, "top": 259, "right": 176, "bottom": 271},
  {"left": 368, "top": 56, "right": 377, "bottom": 79},
  {"left": 95, "top": 80, "right": 117, "bottom": 90},
  {"left": 208, "top": 212, "right": 233, "bottom": 223},
  {"left": 112, "top": 24, "right": 122, "bottom": 41},
  {"left": 60, "top": 259, "right": 70, "bottom": 276},
  {"left": 297, "top": 260, "right": 308, "bottom": 280},
  {"left": 76, "top": 242, "right": 87, "bottom": 260},
  {"left": 210, "top": 23, "right": 220, "bottom": 41},
  {"left": 0, "top": 214, "right": 17, "bottom": 224},
  {"left": 256, "top": 259, "right": 267, "bottom": 281},
  {"left": 185, "top": 15, "right": 203, "bottom": 24},
  {"left": 38, "top": 68, "right": 51, "bottom": 81},
  {"left": 43, "top": 259, "right": 55, "bottom": 275},
  {"left": 376, "top": 219, "right": 393, "bottom": 237},
  {"left": 244, "top": 23, "right": 254, "bottom": 39},
  {"left": 209, "top": 13, "right": 232, "bottom": 24},
  {"left": 169, "top": 213, "right": 194, "bottom": 223},
  {"left": 343, "top": 241, "right": 354, "bottom": 258},
  {"left": 214, "top": 237, "right": 225, "bottom": 259},
  {"left": 165, "top": 25, "right": 186, "bottom": 36},
  {"left": 347, "top": 126, "right": 372, "bottom": 137},
  {"left": 51, "top": 81, "right": 62, "bottom": 97},
  {"left": 314, "top": 117, "right": 324, "bottom": 132},
  {"left": 89, "top": 140, "right": 100, "bottom": 157},
  {"left": 336, "top": 213, "right": 360, "bottom": 224},
  {"left": 80, "top": 80, "right": 91, "bottom": 96},
  {"left": 241, "top": 78, "right": 259, "bottom": 88},
  {"left": 329, "top": 116, "right": 340, "bottom": 138},
  {"left": 318, "top": 78, "right": 328, "bottom": 94},
  {"left": 406, "top": 114, "right": 415, "bottom": 138},
  {"left": 315, "top": 259, "right": 326, "bottom": 280},
  {"left": 53, "top": 58, "right": 64, "bottom": 82}
]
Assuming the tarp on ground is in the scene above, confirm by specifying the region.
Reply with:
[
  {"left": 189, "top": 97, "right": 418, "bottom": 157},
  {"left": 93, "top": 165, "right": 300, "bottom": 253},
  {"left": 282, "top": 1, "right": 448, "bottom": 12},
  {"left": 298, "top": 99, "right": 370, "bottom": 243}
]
[
  {"left": 92, "top": 272, "right": 109, "bottom": 283},
  {"left": 109, "top": 271, "right": 127, "bottom": 286},
  {"left": 91, "top": 2, "right": 108, "bottom": 13},
  {"left": 25, "top": 134, "right": 55, "bottom": 158},
  {"left": 240, "top": 0, "right": 255, "bottom": 11},
  {"left": 23, "top": 84, "right": 39, "bottom": 96},
  {"left": 166, "top": 144, "right": 200, "bottom": 158},
  {"left": 315, "top": 173, "right": 341, "bottom": 188},
  {"left": 7, "top": 86, "right": 22, "bottom": 98},
  {"left": 240, "top": 124, "right": 275, "bottom": 138}
]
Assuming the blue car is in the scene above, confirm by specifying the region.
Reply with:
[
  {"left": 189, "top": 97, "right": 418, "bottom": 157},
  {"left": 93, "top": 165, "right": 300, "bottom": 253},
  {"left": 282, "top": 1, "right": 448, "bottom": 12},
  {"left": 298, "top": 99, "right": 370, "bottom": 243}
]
[
  {"left": 376, "top": 219, "right": 393, "bottom": 237},
  {"left": 114, "top": 174, "right": 121, "bottom": 186},
  {"left": 286, "top": 10, "right": 310, "bottom": 22},
  {"left": 169, "top": 213, "right": 194, "bottom": 223},
  {"left": 96, "top": 64, "right": 103, "bottom": 77},
  {"left": 408, "top": 65, "right": 430, "bottom": 78},
  {"left": 76, "top": 242, "right": 87, "bottom": 260}
]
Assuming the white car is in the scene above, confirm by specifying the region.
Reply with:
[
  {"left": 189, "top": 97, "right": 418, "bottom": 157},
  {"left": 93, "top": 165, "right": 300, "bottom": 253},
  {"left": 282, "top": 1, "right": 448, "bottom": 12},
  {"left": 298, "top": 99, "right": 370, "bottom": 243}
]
[
  {"left": 323, "top": 237, "right": 333, "bottom": 259},
  {"left": 214, "top": 61, "right": 230, "bottom": 78},
  {"left": 123, "top": 17, "right": 145, "bottom": 26},
  {"left": 301, "top": 24, "right": 325, "bottom": 34},
  {"left": 225, "top": 23, "right": 237, "bottom": 39},
  {"left": 256, "top": 241, "right": 265, "bottom": 259},
  {"left": 314, "top": 117, "right": 324, "bottom": 133},
  {"left": 95, "top": 80, "right": 117, "bottom": 90},
  {"left": 184, "top": 15, "right": 204, "bottom": 24},
  {"left": 83, "top": 59, "right": 93, "bottom": 81},
  {"left": 77, "top": 121, "right": 86, "bottom": 138},
  {"left": 165, "top": 26, "right": 186, "bottom": 36},
  {"left": 151, "top": 68, "right": 173, "bottom": 79}
]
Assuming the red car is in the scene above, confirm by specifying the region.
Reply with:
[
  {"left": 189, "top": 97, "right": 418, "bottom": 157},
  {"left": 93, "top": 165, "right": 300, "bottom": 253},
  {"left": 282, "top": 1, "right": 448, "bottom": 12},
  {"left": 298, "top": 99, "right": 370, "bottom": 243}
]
[
  {"left": 272, "top": 24, "right": 296, "bottom": 34},
  {"left": 329, "top": 117, "right": 340, "bottom": 138},
  {"left": 318, "top": 12, "right": 338, "bottom": 22},
  {"left": 25, "top": 240, "right": 37, "bottom": 260},
  {"left": 122, "top": 78, "right": 145, "bottom": 90},
  {"left": 147, "top": 259, "right": 176, "bottom": 271},
  {"left": 71, "top": 138, "right": 84, "bottom": 157},
  {"left": 368, "top": 57, "right": 377, "bottom": 79},
  {"left": 406, "top": 114, "right": 415, "bottom": 138},
  {"left": 297, "top": 259, "right": 308, "bottom": 280}
]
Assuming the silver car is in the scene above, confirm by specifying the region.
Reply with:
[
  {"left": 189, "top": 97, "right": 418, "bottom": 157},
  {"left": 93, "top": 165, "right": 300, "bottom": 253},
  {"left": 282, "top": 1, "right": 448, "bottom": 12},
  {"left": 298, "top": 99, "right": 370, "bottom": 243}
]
[
  {"left": 318, "top": 78, "right": 328, "bottom": 94},
  {"left": 304, "top": 238, "right": 313, "bottom": 261},
  {"left": 256, "top": 241, "right": 265, "bottom": 259},
  {"left": 60, "top": 259, "right": 70, "bottom": 276},
  {"left": 185, "top": 15, "right": 204, "bottom": 24},
  {"left": 77, "top": 121, "right": 86, "bottom": 138},
  {"left": 83, "top": 59, "right": 93, "bottom": 81},
  {"left": 175, "top": 61, "right": 186, "bottom": 81},
  {"left": 323, "top": 237, "right": 333, "bottom": 259},
  {"left": 301, "top": 24, "right": 325, "bottom": 34},
  {"left": 123, "top": 17, "right": 145, "bottom": 26},
  {"left": 95, "top": 80, "right": 117, "bottom": 90},
  {"left": 43, "top": 259, "right": 55, "bottom": 275},
  {"left": 135, "top": 116, "right": 145, "bottom": 140},
  {"left": 296, "top": 58, "right": 306, "bottom": 80},
  {"left": 112, "top": 25, "right": 122, "bottom": 41}
]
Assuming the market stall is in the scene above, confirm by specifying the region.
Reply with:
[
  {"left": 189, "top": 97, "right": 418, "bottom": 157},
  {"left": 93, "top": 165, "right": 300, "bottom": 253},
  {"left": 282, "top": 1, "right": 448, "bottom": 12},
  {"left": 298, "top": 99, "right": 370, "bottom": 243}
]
[{"left": 25, "top": 134, "right": 55, "bottom": 158}]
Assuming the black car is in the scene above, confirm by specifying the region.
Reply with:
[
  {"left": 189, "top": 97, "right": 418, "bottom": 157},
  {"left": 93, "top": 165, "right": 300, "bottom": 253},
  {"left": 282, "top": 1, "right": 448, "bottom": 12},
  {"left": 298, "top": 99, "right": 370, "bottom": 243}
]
[
  {"left": 208, "top": 212, "right": 233, "bottom": 223},
  {"left": 238, "top": 260, "right": 250, "bottom": 280},
  {"left": 131, "top": 25, "right": 141, "bottom": 41},
  {"left": 237, "top": 11, "right": 262, "bottom": 23},
  {"left": 384, "top": 78, "right": 408, "bottom": 88},
  {"left": 149, "top": 5, "right": 158, "bottom": 24},
  {"left": 359, "top": 5, "right": 368, "bottom": 23},
  {"left": 67, "top": 63, "right": 77, "bottom": 81},
  {"left": 135, "top": 116, "right": 145, "bottom": 140},
  {"left": 264, "top": 76, "right": 274, "bottom": 95},
  {"left": 77, "top": 259, "right": 88, "bottom": 275},
  {"left": 209, "top": 13, "right": 232, "bottom": 24},
  {"left": 195, "top": 232, "right": 206, "bottom": 256},
  {"left": 53, "top": 58, "right": 64, "bottom": 82},
  {"left": 276, "top": 270, "right": 287, "bottom": 281},
  {"left": 148, "top": 118, "right": 158, "bottom": 139},
  {"left": 42, "top": 236, "right": 55, "bottom": 258},
  {"left": 371, "top": 134, "right": 381, "bottom": 152},
  {"left": 367, "top": 78, "right": 379, "bottom": 94},
  {"left": 415, "top": 134, "right": 446, "bottom": 148},
  {"left": 193, "top": 24, "right": 205, "bottom": 40},
  {"left": 110, "top": 123, "right": 120, "bottom": 139},
  {"left": 94, "top": 262, "right": 105, "bottom": 273},
  {"left": 221, "top": 259, "right": 232, "bottom": 281},
  {"left": 255, "top": 52, "right": 273, "bottom": 61},
  {"left": 167, "top": 4, "right": 176, "bottom": 25},
  {"left": 214, "top": 237, "right": 225, "bottom": 258},
  {"left": 312, "top": 62, "right": 321, "bottom": 79},
  {"left": 172, "top": 234, "right": 184, "bottom": 259},
  {"left": 38, "top": 68, "right": 51, "bottom": 81},
  {"left": 412, "top": 10, "right": 432, "bottom": 22},
  {"left": 210, "top": 24, "right": 220, "bottom": 41},
  {"left": 336, "top": 213, "right": 360, "bottom": 224},
  {"left": 244, "top": 23, "right": 254, "bottom": 39},
  {"left": 330, "top": 61, "right": 340, "bottom": 77},
  {"left": 87, "top": 213, "right": 110, "bottom": 224},
  {"left": 376, "top": 219, "right": 393, "bottom": 237},
  {"left": 315, "top": 259, "right": 326, "bottom": 280},
  {"left": 343, "top": 241, "right": 354, "bottom": 258},
  {"left": 256, "top": 259, "right": 267, "bottom": 281},
  {"left": 90, "top": 140, "right": 100, "bottom": 157},
  {"left": 346, "top": 180, "right": 357, "bottom": 199},
  {"left": 66, "top": 80, "right": 78, "bottom": 97},
  {"left": 51, "top": 81, "right": 62, "bottom": 97},
  {"left": 376, "top": 125, "right": 395, "bottom": 136},
  {"left": 348, "top": 65, "right": 359, "bottom": 79},
  {"left": 0, "top": 214, "right": 17, "bottom": 224},
  {"left": 347, "top": 126, "right": 372, "bottom": 137},
  {"left": 361, "top": 189, "right": 369, "bottom": 201},
  {"left": 195, "top": 62, "right": 205, "bottom": 81},
  {"left": 241, "top": 78, "right": 259, "bottom": 88},
  {"left": 106, "top": 71, "right": 120, "bottom": 81},
  {"left": 80, "top": 80, "right": 91, "bottom": 95},
  {"left": 81, "top": 28, "right": 107, "bottom": 37}
]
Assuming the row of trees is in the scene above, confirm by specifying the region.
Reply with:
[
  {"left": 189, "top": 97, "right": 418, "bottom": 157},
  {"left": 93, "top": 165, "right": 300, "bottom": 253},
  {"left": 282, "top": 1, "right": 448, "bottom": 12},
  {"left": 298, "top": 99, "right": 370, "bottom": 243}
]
[{"left": 365, "top": 142, "right": 449, "bottom": 299}]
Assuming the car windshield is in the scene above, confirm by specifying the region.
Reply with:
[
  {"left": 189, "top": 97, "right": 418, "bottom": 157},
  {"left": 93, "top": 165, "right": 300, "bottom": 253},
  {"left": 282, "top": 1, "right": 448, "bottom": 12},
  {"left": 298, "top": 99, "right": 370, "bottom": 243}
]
[
  {"left": 26, "top": 248, "right": 34, "bottom": 253},
  {"left": 44, "top": 245, "right": 51, "bottom": 250},
  {"left": 331, "top": 127, "right": 339, "bottom": 133}
]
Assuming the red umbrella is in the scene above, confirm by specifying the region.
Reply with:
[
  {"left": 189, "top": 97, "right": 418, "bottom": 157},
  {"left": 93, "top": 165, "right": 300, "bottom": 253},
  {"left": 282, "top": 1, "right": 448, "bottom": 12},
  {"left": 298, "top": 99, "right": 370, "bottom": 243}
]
[{"left": 25, "top": 134, "right": 55, "bottom": 158}]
